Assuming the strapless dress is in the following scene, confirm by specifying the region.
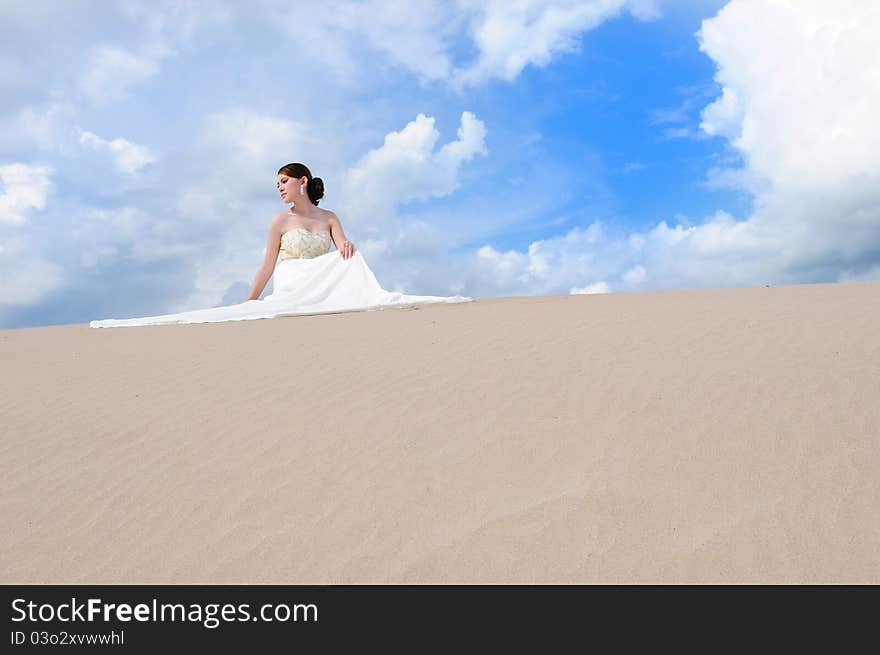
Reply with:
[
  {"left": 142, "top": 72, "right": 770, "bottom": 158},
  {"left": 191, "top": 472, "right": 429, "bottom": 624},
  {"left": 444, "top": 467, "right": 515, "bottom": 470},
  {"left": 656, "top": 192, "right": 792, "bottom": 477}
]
[
  {"left": 89, "top": 226, "right": 473, "bottom": 328},
  {"left": 279, "top": 226, "right": 333, "bottom": 261}
]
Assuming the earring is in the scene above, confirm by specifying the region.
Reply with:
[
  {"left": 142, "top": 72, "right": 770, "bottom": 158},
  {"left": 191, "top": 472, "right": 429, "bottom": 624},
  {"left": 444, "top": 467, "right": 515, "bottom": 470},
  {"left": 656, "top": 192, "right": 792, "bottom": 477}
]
[{"left": 300, "top": 184, "right": 304, "bottom": 194}]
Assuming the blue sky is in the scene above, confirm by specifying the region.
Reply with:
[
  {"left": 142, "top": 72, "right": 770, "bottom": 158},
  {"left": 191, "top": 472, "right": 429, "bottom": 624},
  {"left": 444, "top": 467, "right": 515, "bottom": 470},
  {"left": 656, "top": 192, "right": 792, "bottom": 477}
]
[
  {"left": 2, "top": 0, "right": 878, "bottom": 328},
  {"left": 457, "top": 0, "right": 749, "bottom": 250}
]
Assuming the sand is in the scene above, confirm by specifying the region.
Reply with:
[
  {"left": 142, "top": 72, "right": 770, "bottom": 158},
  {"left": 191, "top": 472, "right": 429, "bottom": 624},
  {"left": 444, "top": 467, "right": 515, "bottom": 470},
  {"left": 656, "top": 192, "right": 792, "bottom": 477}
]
[{"left": 2, "top": 279, "right": 878, "bottom": 583}]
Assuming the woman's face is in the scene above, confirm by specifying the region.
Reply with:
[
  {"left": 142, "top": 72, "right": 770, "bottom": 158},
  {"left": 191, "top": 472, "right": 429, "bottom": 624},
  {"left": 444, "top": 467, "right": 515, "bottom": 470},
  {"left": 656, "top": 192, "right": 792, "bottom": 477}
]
[{"left": 276, "top": 174, "right": 303, "bottom": 202}]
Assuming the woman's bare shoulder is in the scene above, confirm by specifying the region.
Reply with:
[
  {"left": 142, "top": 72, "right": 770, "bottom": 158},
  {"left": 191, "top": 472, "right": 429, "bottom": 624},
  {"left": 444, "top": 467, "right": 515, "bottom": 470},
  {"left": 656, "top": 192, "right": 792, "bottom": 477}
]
[
  {"left": 271, "top": 210, "right": 288, "bottom": 225},
  {"left": 321, "top": 207, "right": 340, "bottom": 222}
]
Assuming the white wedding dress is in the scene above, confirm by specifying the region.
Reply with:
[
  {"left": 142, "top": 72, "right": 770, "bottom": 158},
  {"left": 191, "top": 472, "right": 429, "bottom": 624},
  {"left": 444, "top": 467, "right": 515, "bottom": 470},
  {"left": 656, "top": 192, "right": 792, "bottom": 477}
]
[{"left": 89, "top": 227, "right": 473, "bottom": 328}]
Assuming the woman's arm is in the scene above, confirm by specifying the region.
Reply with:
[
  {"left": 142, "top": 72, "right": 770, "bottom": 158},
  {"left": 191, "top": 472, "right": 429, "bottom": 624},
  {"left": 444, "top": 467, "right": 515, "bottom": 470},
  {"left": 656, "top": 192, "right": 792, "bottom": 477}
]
[
  {"left": 244, "top": 215, "right": 284, "bottom": 301},
  {"left": 328, "top": 212, "right": 356, "bottom": 260}
]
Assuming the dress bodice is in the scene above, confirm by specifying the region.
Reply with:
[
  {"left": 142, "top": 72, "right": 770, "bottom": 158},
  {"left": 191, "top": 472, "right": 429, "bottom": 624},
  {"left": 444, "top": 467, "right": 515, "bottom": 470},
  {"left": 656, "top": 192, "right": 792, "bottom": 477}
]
[{"left": 279, "top": 227, "right": 332, "bottom": 261}]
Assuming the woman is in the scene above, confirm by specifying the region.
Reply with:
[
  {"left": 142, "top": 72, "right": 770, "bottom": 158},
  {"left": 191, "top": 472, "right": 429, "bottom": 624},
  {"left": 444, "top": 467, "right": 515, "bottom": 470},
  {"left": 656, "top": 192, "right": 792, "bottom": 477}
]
[
  {"left": 236, "top": 162, "right": 356, "bottom": 306},
  {"left": 90, "top": 163, "right": 473, "bottom": 328}
]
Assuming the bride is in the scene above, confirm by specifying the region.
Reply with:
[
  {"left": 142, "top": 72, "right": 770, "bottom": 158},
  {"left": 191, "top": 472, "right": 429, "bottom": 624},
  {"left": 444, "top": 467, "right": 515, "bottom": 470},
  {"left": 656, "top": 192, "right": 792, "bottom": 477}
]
[{"left": 90, "top": 162, "right": 473, "bottom": 328}]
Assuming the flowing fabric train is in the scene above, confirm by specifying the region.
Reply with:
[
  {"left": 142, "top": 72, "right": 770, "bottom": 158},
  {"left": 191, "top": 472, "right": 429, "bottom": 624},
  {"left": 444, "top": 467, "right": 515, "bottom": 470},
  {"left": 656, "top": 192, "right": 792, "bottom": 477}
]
[{"left": 89, "top": 250, "right": 473, "bottom": 328}]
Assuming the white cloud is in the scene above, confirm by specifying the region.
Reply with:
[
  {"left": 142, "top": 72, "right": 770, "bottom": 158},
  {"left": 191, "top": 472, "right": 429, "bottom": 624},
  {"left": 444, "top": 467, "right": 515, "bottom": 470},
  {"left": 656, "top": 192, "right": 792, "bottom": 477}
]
[
  {"left": 79, "top": 42, "right": 171, "bottom": 105},
  {"left": 114, "top": 0, "right": 236, "bottom": 42},
  {"left": 339, "top": 111, "right": 488, "bottom": 227},
  {"left": 650, "top": 81, "right": 720, "bottom": 134},
  {"left": 283, "top": 1, "right": 461, "bottom": 86},
  {"left": 78, "top": 129, "right": 159, "bottom": 174},
  {"left": 321, "top": 116, "right": 496, "bottom": 295},
  {"left": 658, "top": 126, "right": 693, "bottom": 141},
  {"left": 195, "top": 109, "right": 313, "bottom": 173},
  {"left": 618, "top": 161, "right": 647, "bottom": 174},
  {"left": 70, "top": 206, "right": 146, "bottom": 263},
  {"left": 451, "top": 0, "right": 661, "bottom": 90},
  {"left": 1, "top": 103, "right": 78, "bottom": 154},
  {"left": 570, "top": 281, "right": 609, "bottom": 294},
  {"left": 691, "top": 0, "right": 880, "bottom": 271},
  {"left": 268, "top": 0, "right": 660, "bottom": 90},
  {"left": 622, "top": 264, "right": 646, "bottom": 285},
  {"left": 0, "top": 163, "right": 52, "bottom": 225},
  {"left": 699, "top": 86, "right": 742, "bottom": 141},
  {"left": 460, "top": 223, "right": 607, "bottom": 297},
  {"left": 699, "top": 0, "right": 880, "bottom": 193},
  {"left": 0, "top": 235, "right": 65, "bottom": 305},
  {"left": 179, "top": 106, "right": 318, "bottom": 224}
]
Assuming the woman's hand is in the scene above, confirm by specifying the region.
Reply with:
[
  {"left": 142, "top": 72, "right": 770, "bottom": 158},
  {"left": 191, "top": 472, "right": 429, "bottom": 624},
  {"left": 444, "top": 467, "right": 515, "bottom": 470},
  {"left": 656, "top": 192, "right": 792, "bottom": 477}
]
[{"left": 340, "top": 240, "right": 356, "bottom": 260}]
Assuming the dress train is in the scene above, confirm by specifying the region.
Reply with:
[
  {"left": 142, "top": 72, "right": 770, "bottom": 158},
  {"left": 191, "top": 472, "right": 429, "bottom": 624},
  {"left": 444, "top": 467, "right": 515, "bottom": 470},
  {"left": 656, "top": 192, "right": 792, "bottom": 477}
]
[{"left": 89, "top": 249, "right": 473, "bottom": 328}]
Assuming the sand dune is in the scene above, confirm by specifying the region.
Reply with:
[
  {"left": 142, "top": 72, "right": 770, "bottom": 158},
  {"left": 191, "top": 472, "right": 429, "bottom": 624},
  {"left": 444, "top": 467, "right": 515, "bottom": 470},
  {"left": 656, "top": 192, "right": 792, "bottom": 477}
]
[{"left": 2, "top": 280, "right": 878, "bottom": 583}]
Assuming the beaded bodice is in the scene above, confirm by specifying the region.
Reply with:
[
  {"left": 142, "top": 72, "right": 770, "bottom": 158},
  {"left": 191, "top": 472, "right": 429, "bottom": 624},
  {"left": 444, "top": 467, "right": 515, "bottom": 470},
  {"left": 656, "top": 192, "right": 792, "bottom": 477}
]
[{"left": 279, "top": 227, "right": 332, "bottom": 261}]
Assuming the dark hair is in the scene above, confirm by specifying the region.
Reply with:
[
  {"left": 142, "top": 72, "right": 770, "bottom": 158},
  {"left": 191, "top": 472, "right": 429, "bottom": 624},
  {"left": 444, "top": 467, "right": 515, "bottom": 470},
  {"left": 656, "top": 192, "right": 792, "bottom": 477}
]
[{"left": 277, "top": 162, "right": 324, "bottom": 206}]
